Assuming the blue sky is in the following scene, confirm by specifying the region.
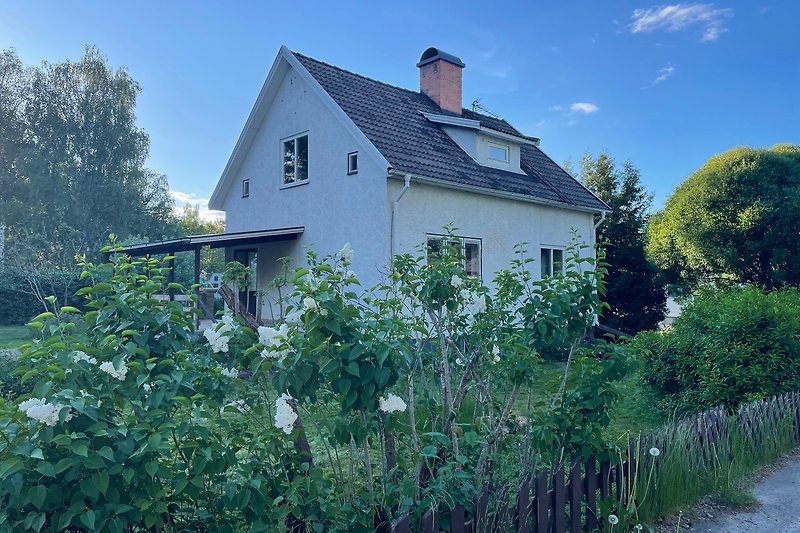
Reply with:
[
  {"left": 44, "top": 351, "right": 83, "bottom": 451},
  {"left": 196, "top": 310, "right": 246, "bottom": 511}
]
[{"left": 1, "top": 1, "right": 797, "bottom": 219}]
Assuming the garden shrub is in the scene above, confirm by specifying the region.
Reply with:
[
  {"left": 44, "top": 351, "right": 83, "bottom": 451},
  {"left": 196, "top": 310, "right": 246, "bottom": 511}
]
[
  {"left": 0, "top": 234, "right": 634, "bottom": 532},
  {"left": 635, "top": 286, "right": 800, "bottom": 414}
]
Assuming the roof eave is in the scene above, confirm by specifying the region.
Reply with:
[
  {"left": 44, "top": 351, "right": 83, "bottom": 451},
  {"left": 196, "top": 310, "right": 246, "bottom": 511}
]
[{"left": 388, "top": 171, "right": 606, "bottom": 214}]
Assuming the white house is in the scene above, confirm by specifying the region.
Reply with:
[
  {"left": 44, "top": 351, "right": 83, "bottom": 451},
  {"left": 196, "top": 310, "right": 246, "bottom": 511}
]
[{"left": 127, "top": 46, "right": 609, "bottom": 320}]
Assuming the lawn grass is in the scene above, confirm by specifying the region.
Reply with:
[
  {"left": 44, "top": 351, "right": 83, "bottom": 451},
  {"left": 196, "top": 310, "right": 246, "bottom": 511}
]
[{"left": 0, "top": 325, "right": 31, "bottom": 350}]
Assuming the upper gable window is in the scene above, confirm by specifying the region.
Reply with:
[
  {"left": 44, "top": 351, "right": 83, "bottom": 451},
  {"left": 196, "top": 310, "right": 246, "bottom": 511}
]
[
  {"left": 282, "top": 134, "right": 309, "bottom": 185},
  {"left": 347, "top": 151, "right": 358, "bottom": 175},
  {"left": 487, "top": 142, "right": 509, "bottom": 163},
  {"left": 242, "top": 179, "right": 250, "bottom": 198}
]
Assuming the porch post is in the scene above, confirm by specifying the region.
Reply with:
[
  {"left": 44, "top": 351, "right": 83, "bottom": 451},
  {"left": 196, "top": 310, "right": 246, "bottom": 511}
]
[
  {"left": 167, "top": 256, "right": 175, "bottom": 301},
  {"left": 194, "top": 246, "right": 201, "bottom": 327}
]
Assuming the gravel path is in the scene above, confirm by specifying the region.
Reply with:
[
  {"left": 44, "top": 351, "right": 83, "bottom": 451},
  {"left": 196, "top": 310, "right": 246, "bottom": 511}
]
[{"left": 687, "top": 456, "right": 800, "bottom": 532}]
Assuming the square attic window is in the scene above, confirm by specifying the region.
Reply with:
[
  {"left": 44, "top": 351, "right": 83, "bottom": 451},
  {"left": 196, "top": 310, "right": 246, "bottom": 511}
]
[{"left": 488, "top": 142, "right": 509, "bottom": 162}]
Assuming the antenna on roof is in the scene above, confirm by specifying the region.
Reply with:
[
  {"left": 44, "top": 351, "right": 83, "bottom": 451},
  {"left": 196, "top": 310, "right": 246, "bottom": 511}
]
[{"left": 471, "top": 99, "right": 500, "bottom": 118}]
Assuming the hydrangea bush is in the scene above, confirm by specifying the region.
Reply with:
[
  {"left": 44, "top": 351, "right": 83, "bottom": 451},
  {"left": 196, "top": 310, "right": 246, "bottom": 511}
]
[{"left": 0, "top": 232, "right": 633, "bottom": 532}]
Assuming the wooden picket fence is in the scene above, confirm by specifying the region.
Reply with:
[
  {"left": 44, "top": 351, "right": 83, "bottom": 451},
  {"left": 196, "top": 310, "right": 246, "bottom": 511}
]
[{"left": 393, "top": 391, "right": 800, "bottom": 533}]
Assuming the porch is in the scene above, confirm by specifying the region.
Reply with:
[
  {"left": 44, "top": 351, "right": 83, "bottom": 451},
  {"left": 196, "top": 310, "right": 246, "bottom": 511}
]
[{"left": 115, "top": 227, "right": 304, "bottom": 326}]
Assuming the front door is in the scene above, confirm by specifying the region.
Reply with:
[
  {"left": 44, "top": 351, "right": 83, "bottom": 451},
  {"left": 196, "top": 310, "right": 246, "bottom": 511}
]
[{"left": 233, "top": 249, "right": 258, "bottom": 316}]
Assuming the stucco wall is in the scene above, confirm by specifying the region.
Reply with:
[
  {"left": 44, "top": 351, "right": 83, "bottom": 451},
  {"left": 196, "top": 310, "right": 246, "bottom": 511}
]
[
  {"left": 220, "top": 65, "right": 390, "bottom": 296},
  {"left": 387, "top": 179, "right": 595, "bottom": 284}
]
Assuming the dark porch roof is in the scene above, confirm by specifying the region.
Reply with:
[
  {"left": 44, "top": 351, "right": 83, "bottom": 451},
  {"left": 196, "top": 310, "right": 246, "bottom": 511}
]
[{"left": 118, "top": 227, "right": 304, "bottom": 257}]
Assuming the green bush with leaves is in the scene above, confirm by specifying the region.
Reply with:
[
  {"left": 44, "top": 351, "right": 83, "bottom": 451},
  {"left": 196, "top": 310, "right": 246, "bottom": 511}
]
[
  {"left": 0, "top": 233, "right": 634, "bottom": 532},
  {"left": 635, "top": 286, "right": 800, "bottom": 414}
]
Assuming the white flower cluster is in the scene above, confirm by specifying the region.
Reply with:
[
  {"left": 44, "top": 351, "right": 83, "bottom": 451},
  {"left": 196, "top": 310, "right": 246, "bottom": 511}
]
[
  {"left": 18, "top": 398, "right": 73, "bottom": 426},
  {"left": 492, "top": 345, "right": 501, "bottom": 365},
  {"left": 217, "top": 314, "right": 236, "bottom": 335},
  {"left": 223, "top": 399, "right": 251, "bottom": 414},
  {"left": 336, "top": 242, "right": 354, "bottom": 265},
  {"left": 258, "top": 323, "right": 290, "bottom": 360},
  {"left": 220, "top": 367, "right": 238, "bottom": 379},
  {"left": 460, "top": 289, "right": 487, "bottom": 317},
  {"left": 99, "top": 360, "right": 129, "bottom": 381},
  {"left": 274, "top": 393, "right": 298, "bottom": 434},
  {"left": 378, "top": 394, "right": 407, "bottom": 414},
  {"left": 203, "top": 328, "right": 229, "bottom": 353},
  {"left": 303, "top": 297, "right": 317, "bottom": 311},
  {"left": 72, "top": 351, "right": 97, "bottom": 364},
  {"left": 450, "top": 275, "right": 463, "bottom": 288},
  {"left": 284, "top": 309, "right": 304, "bottom": 326}
]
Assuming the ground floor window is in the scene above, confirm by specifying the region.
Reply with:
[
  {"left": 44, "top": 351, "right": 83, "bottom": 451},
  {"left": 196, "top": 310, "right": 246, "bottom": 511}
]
[
  {"left": 426, "top": 234, "right": 482, "bottom": 278},
  {"left": 540, "top": 247, "right": 564, "bottom": 278}
]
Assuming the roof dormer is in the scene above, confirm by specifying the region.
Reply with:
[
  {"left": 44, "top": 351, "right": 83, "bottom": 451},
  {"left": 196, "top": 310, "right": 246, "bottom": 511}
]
[{"left": 422, "top": 112, "right": 536, "bottom": 174}]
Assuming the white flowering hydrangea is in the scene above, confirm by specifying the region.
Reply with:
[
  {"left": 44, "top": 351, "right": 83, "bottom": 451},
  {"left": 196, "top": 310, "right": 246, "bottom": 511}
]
[
  {"left": 18, "top": 398, "right": 73, "bottom": 426},
  {"left": 99, "top": 360, "right": 129, "bottom": 381},
  {"left": 378, "top": 394, "right": 407, "bottom": 414},
  {"left": 336, "top": 242, "right": 354, "bottom": 265},
  {"left": 223, "top": 399, "right": 251, "bottom": 414},
  {"left": 450, "top": 275, "right": 463, "bottom": 288},
  {"left": 220, "top": 367, "right": 238, "bottom": 379},
  {"left": 274, "top": 393, "right": 298, "bottom": 434},
  {"left": 216, "top": 314, "right": 237, "bottom": 335},
  {"left": 284, "top": 309, "right": 304, "bottom": 326},
  {"left": 258, "top": 323, "right": 289, "bottom": 346},
  {"left": 303, "top": 297, "right": 317, "bottom": 311},
  {"left": 258, "top": 324, "right": 291, "bottom": 360},
  {"left": 203, "top": 328, "right": 229, "bottom": 353},
  {"left": 72, "top": 351, "right": 97, "bottom": 365}
]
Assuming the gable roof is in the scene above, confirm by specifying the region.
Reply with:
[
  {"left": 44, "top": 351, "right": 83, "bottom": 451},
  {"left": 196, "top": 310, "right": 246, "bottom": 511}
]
[{"left": 293, "top": 52, "right": 609, "bottom": 212}]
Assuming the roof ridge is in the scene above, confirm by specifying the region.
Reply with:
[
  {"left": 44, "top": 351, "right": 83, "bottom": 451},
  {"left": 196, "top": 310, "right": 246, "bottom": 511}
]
[{"left": 292, "top": 51, "right": 427, "bottom": 98}]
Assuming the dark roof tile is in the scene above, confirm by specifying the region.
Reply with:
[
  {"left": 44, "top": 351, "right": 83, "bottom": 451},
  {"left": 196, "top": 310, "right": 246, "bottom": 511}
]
[{"left": 293, "top": 52, "right": 608, "bottom": 211}]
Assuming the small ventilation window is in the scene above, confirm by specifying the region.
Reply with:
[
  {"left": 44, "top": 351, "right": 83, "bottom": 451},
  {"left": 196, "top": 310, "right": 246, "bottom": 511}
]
[
  {"left": 488, "top": 142, "right": 509, "bottom": 162},
  {"left": 347, "top": 151, "right": 358, "bottom": 175},
  {"left": 242, "top": 179, "right": 250, "bottom": 198}
]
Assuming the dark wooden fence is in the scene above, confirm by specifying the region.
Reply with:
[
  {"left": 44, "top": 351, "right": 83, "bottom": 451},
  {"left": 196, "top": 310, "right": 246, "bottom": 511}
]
[{"left": 393, "top": 392, "right": 800, "bottom": 533}]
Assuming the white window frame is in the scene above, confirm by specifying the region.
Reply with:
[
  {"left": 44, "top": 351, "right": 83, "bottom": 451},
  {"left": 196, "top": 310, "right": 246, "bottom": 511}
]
[
  {"left": 347, "top": 151, "right": 358, "bottom": 175},
  {"left": 487, "top": 141, "right": 510, "bottom": 163},
  {"left": 426, "top": 234, "right": 482, "bottom": 279},
  {"left": 540, "top": 247, "right": 565, "bottom": 278},
  {"left": 241, "top": 179, "right": 250, "bottom": 198},
  {"left": 280, "top": 132, "right": 309, "bottom": 188}
]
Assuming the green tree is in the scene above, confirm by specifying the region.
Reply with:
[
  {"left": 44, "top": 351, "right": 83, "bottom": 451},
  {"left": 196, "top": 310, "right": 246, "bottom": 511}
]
[
  {"left": 173, "top": 204, "right": 226, "bottom": 286},
  {"left": 581, "top": 152, "right": 666, "bottom": 333},
  {"left": 647, "top": 145, "right": 800, "bottom": 289},
  {"left": 0, "top": 46, "right": 174, "bottom": 263}
]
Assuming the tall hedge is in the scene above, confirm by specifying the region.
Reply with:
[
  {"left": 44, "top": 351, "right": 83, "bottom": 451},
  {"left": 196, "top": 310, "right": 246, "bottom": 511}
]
[
  {"left": 635, "top": 286, "right": 800, "bottom": 414},
  {"left": 0, "top": 267, "right": 44, "bottom": 325}
]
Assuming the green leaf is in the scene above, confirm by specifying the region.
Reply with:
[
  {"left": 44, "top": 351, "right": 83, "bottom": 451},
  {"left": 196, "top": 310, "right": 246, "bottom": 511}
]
[
  {"left": 91, "top": 471, "right": 109, "bottom": 495},
  {"left": 34, "top": 462, "right": 56, "bottom": 478},
  {"left": 145, "top": 461, "right": 159, "bottom": 479},
  {"left": 80, "top": 510, "right": 96, "bottom": 530},
  {"left": 345, "top": 362, "right": 360, "bottom": 377},
  {"left": 59, "top": 306, "right": 81, "bottom": 314},
  {"left": 28, "top": 485, "right": 46, "bottom": 509},
  {"left": 32, "top": 312, "right": 55, "bottom": 322}
]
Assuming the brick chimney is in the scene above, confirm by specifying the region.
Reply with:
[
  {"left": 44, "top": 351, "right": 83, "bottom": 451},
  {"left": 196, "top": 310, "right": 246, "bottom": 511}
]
[{"left": 417, "top": 47, "right": 465, "bottom": 115}]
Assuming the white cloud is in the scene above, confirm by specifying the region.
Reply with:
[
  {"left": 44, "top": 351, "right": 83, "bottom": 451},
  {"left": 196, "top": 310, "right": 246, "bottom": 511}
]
[
  {"left": 170, "top": 190, "right": 225, "bottom": 223},
  {"left": 653, "top": 64, "right": 676, "bottom": 84},
  {"left": 630, "top": 3, "right": 733, "bottom": 41},
  {"left": 570, "top": 102, "right": 600, "bottom": 114}
]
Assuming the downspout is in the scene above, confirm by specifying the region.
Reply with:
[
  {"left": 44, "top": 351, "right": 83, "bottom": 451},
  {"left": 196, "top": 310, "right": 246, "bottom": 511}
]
[
  {"left": 390, "top": 174, "right": 412, "bottom": 267},
  {"left": 592, "top": 210, "right": 608, "bottom": 328},
  {"left": 593, "top": 210, "right": 607, "bottom": 230}
]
